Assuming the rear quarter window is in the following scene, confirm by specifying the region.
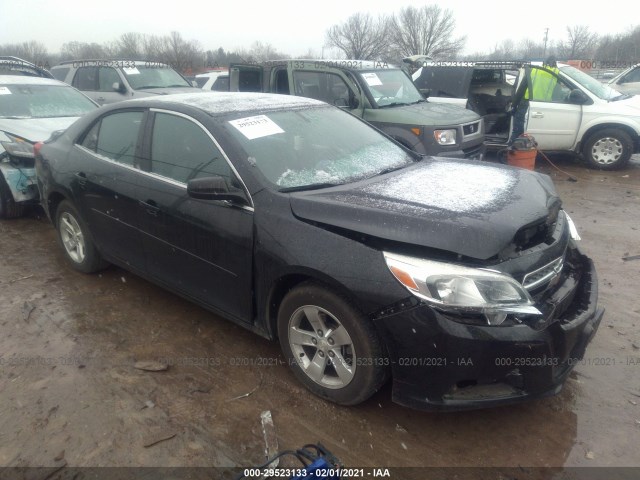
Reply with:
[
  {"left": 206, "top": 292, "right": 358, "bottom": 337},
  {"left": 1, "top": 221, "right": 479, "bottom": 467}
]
[{"left": 51, "top": 67, "right": 70, "bottom": 82}]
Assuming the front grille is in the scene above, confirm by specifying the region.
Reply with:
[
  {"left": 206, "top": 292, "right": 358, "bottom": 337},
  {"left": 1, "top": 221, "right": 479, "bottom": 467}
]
[
  {"left": 463, "top": 121, "right": 481, "bottom": 136},
  {"left": 523, "top": 256, "right": 564, "bottom": 291}
]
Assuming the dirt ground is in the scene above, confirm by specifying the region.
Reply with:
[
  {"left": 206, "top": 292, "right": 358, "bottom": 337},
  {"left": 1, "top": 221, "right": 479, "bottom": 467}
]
[{"left": 0, "top": 153, "right": 639, "bottom": 478}]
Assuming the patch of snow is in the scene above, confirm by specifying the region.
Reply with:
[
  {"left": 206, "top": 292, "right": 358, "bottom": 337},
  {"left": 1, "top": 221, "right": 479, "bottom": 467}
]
[
  {"left": 126, "top": 92, "right": 324, "bottom": 115},
  {"left": 361, "top": 160, "right": 518, "bottom": 213}
]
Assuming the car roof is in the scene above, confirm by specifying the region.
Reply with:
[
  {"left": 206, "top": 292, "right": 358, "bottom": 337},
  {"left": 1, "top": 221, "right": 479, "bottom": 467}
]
[
  {"left": 196, "top": 71, "right": 229, "bottom": 78},
  {"left": 122, "top": 92, "right": 325, "bottom": 115},
  {"left": 55, "top": 59, "right": 167, "bottom": 67},
  {"left": 0, "top": 75, "right": 68, "bottom": 86},
  {"left": 0, "top": 56, "right": 54, "bottom": 78},
  {"left": 264, "top": 59, "right": 399, "bottom": 70}
]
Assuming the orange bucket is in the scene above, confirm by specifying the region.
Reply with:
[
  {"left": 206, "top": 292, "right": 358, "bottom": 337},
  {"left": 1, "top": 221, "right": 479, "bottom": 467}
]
[{"left": 507, "top": 149, "right": 537, "bottom": 170}]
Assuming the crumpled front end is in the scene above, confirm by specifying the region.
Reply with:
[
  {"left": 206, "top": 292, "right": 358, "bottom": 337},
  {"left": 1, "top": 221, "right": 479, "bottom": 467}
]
[{"left": 374, "top": 244, "right": 603, "bottom": 411}]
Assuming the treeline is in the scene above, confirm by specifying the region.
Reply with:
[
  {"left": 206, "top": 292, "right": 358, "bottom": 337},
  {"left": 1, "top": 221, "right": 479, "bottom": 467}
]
[
  {"left": 0, "top": 32, "right": 295, "bottom": 73},
  {"left": 1, "top": 18, "right": 638, "bottom": 73},
  {"left": 466, "top": 25, "right": 640, "bottom": 62}
]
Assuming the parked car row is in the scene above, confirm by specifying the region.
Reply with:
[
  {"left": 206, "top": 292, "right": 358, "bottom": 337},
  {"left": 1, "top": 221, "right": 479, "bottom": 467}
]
[{"left": 1, "top": 56, "right": 605, "bottom": 411}]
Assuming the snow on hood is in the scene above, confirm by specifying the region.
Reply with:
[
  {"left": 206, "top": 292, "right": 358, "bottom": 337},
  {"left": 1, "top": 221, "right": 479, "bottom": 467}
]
[
  {"left": 0, "top": 116, "right": 80, "bottom": 142},
  {"left": 289, "top": 159, "right": 560, "bottom": 260}
]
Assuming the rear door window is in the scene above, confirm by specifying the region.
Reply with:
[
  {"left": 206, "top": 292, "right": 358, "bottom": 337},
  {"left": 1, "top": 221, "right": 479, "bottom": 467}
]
[
  {"left": 80, "top": 111, "right": 143, "bottom": 166},
  {"left": 73, "top": 67, "right": 98, "bottom": 91}
]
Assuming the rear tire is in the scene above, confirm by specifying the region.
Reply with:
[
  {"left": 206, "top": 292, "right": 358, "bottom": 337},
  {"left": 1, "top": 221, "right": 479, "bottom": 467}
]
[
  {"left": 582, "top": 128, "right": 633, "bottom": 170},
  {"left": 55, "top": 200, "right": 108, "bottom": 273},
  {"left": 277, "top": 282, "right": 389, "bottom": 405},
  {"left": 0, "top": 174, "right": 25, "bottom": 219}
]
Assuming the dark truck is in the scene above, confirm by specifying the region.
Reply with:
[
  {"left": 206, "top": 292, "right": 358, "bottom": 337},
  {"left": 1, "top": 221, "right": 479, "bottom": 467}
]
[{"left": 229, "top": 60, "right": 484, "bottom": 158}]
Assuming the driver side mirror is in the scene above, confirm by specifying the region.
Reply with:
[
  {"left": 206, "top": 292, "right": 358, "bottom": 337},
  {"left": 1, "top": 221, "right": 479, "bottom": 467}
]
[
  {"left": 568, "top": 89, "right": 590, "bottom": 105},
  {"left": 112, "top": 82, "right": 126, "bottom": 94},
  {"left": 187, "top": 175, "right": 248, "bottom": 205},
  {"left": 419, "top": 88, "right": 431, "bottom": 98}
]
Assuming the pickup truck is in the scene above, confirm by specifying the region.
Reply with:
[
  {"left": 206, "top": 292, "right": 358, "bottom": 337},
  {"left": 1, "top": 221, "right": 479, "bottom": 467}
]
[{"left": 229, "top": 60, "right": 485, "bottom": 159}]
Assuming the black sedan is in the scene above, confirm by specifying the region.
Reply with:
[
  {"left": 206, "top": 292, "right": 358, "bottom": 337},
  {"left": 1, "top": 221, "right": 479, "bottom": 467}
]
[{"left": 35, "top": 92, "right": 603, "bottom": 410}]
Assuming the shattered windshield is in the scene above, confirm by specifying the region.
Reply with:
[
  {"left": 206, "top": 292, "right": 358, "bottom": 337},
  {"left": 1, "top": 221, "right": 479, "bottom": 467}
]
[
  {"left": 358, "top": 69, "right": 424, "bottom": 107},
  {"left": 560, "top": 65, "right": 622, "bottom": 100},
  {"left": 223, "top": 106, "right": 416, "bottom": 190},
  {"left": 122, "top": 66, "right": 191, "bottom": 89},
  {"left": 0, "top": 84, "right": 96, "bottom": 118}
]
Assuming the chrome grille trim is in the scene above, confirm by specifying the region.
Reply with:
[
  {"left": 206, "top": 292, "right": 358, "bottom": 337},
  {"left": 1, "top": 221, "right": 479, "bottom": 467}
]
[{"left": 523, "top": 256, "right": 564, "bottom": 291}]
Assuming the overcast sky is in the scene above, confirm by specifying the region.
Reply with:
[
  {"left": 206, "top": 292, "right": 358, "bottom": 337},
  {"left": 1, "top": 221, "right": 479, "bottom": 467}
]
[{"left": 1, "top": 0, "right": 634, "bottom": 57}]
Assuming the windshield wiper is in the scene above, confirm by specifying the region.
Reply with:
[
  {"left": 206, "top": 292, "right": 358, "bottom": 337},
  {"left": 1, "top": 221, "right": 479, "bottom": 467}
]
[
  {"left": 611, "top": 93, "right": 632, "bottom": 102},
  {"left": 378, "top": 102, "right": 409, "bottom": 108},
  {"left": 376, "top": 164, "right": 408, "bottom": 176},
  {"left": 136, "top": 85, "right": 163, "bottom": 89},
  {"left": 165, "top": 84, "right": 190, "bottom": 88},
  {"left": 279, "top": 182, "right": 343, "bottom": 192}
]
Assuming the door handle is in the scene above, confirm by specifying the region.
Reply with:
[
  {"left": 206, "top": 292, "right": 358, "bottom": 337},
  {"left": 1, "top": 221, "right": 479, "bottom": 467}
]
[
  {"left": 531, "top": 111, "right": 544, "bottom": 118},
  {"left": 139, "top": 199, "right": 160, "bottom": 217},
  {"left": 75, "top": 172, "right": 87, "bottom": 188}
]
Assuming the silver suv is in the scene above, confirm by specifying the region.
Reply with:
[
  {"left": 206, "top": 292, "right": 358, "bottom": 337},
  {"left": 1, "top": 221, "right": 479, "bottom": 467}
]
[{"left": 51, "top": 60, "right": 200, "bottom": 105}]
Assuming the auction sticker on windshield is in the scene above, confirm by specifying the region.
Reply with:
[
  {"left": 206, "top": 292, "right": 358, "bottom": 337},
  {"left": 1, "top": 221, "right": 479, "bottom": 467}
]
[
  {"left": 123, "top": 67, "right": 140, "bottom": 75},
  {"left": 362, "top": 73, "right": 383, "bottom": 86},
  {"left": 229, "top": 115, "right": 284, "bottom": 140},
  {"left": 0, "top": 87, "right": 12, "bottom": 95}
]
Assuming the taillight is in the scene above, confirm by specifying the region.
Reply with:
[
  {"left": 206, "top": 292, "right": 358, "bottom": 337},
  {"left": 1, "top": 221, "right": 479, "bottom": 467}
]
[{"left": 34, "top": 141, "right": 44, "bottom": 157}]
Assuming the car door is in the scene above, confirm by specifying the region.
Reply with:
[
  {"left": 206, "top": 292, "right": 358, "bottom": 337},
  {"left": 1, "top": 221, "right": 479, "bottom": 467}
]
[
  {"left": 525, "top": 67, "right": 582, "bottom": 150},
  {"left": 135, "top": 109, "right": 254, "bottom": 323},
  {"left": 229, "top": 64, "right": 264, "bottom": 92},
  {"left": 71, "top": 66, "right": 100, "bottom": 103},
  {"left": 95, "top": 66, "right": 127, "bottom": 105},
  {"left": 69, "top": 109, "right": 147, "bottom": 270},
  {"left": 290, "top": 67, "right": 361, "bottom": 115}
]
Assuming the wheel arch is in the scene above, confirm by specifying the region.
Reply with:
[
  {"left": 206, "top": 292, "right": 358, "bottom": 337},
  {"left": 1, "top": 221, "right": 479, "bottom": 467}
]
[
  {"left": 264, "top": 268, "right": 365, "bottom": 341},
  {"left": 578, "top": 122, "right": 640, "bottom": 153},
  {"left": 46, "top": 190, "right": 73, "bottom": 225}
]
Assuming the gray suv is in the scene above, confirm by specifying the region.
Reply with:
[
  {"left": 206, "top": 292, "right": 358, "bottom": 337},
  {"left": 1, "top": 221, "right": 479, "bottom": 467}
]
[{"left": 51, "top": 60, "right": 200, "bottom": 105}]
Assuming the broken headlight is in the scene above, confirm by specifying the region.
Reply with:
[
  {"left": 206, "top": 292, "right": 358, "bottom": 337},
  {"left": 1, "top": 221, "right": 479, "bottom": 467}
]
[
  {"left": 1, "top": 134, "right": 35, "bottom": 163},
  {"left": 383, "top": 251, "right": 541, "bottom": 325}
]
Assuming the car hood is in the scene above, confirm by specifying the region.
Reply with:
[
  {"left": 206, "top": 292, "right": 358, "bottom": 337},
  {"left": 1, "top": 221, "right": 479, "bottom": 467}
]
[
  {"left": 136, "top": 87, "right": 204, "bottom": 95},
  {"left": 367, "top": 101, "right": 480, "bottom": 126},
  {"left": 0, "top": 116, "right": 80, "bottom": 142},
  {"left": 289, "top": 159, "right": 560, "bottom": 260}
]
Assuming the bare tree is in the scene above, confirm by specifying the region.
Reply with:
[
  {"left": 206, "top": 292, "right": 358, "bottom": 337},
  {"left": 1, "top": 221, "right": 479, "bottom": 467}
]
[
  {"left": 60, "top": 41, "right": 107, "bottom": 61},
  {"left": 518, "top": 38, "right": 546, "bottom": 59},
  {"left": 389, "top": 6, "right": 465, "bottom": 59},
  {"left": 325, "top": 13, "right": 391, "bottom": 60},
  {"left": 247, "top": 41, "right": 289, "bottom": 62},
  {"left": 557, "top": 25, "right": 598, "bottom": 59},
  {"left": 115, "top": 32, "right": 144, "bottom": 59},
  {"left": 0, "top": 41, "right": 49, "bottom": 64}
]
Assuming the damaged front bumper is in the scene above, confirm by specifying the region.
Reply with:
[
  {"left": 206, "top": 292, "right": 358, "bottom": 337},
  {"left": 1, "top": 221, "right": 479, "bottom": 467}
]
[
  {"left": 374, "top": 248, "right": 603, "bottom": 411},
  {"left": 0, "top": 163, "right": 39, "bottom": 203}
]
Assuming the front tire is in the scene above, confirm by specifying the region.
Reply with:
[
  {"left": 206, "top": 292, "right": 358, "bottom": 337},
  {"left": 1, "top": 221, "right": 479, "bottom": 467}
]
[
  {"left": 582, "top": 128, "right": 633, "bottom": 170},
  {"left": 277, "top": 282, "right": 389, "bottom": 405},
  {"left": 55, "top": 200, "right": 108, "bottom": 273}
]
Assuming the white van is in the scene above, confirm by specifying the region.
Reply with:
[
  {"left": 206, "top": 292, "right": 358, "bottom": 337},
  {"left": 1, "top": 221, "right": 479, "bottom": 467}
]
[{"left": 413, "top": 61, "right": 640, "bottom": 169}]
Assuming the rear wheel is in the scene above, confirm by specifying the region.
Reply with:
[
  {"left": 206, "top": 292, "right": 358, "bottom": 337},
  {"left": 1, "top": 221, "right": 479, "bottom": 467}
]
[
  {"left": 55, "top": 200, "right": 108, "bottom": 273},
  {"left": 0, "top": 174, "right": 25, "bottom": 219},
  {"left": 277, "top": 282, "right": 389, "bottom": 405},
  {"left": 582, "top": 128, "right": 633, "bottom": 170}
]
